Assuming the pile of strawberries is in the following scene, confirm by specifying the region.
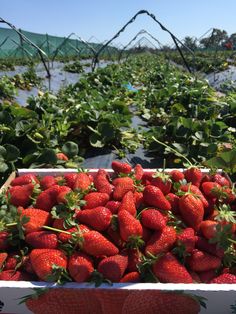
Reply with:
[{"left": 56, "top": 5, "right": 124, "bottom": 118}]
[{"left": 0, "top": 161, "right": 236, "bottom": 285}]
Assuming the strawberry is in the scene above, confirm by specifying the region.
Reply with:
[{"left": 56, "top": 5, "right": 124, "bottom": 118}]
[
  {"left": 40, "top": 176, "right": 57, "bottom": 190},
  {"left": 170, "top": 169, "right": 185, "bottom": 182},
  {"left": 118, "top": 210, "right": 143, "bottom": 244},
  {"left": 20, "top": 208, "right": 51, "bottom": 234},
  {"left": 119, "top": 271, "right": 140, "bottom": 283},
  {"left": 97, "top": 253, "right": 128, "bottom": 282},
  {"left": 0, "top": 252, "right": 7, "bottom": 269},
  {"left": 63, "top": 173, "right": 78, "bottom": 189},
  {"left": 152, "top": 252, "right": 193, "bottom": 283},
  {"left": 93, "top": 169, "right": 113, "bottom": 195},
  {"left": 198, "top": 270, "right": 217, "bottom": 283},
  {"left": 76, "top": 207, "right": 112, "bottom": 231},
  {"left": 122, "top": 291, "right": 200, "bottom": 314},
  {"left": 74, "top": 172, "right": 91, "bottom": 191},
  {"left": 0, "top": 270, "right": 31, "bottom": 281},
  {"left": 199, "top": 220, "right": 218, "bottom": 240},
  {"left": 0, "top": 231, "right": 9, "bottom": 250},
  {"left": 80, "top": 230, "right": 119, "bottom": 257},
  {"left": 180, "top": 184, "right": 209, "bottom": 208},
  {"left": 83, "top": 192, "right": 109, "bottom": 209},
  {"left": 26, "top": 289, "right": 101, "bottom": 314},
  {"left": 8, "top": 183, "right": 34, "bottom": 207},
  {"left": 176, "top": 228, "right": 196, "bottom": 253},
  {"left": 30, "top": 249, "right": 67, "bottom": 281},
  {"left": 151, "top": 172, "right": 172, "bottom": 195},
  {"left": 140, "top": 208, "right": 166, "bottom": 231},
  {"left": 210, "top": 273, "right": 236, "bottom": 283},
  {"left": 118, "top": 191, "right": 136, "bottom": 216},
  {"left": 195, "top": 236, "right": 224, "bottom": 258},
  {"left": 133, "top": 191, "right": 143, "bottom": 208},
  {"left": 213, "top": 173, "right": 231, "bottom": 187},
  {"left": 56, "top": 186, "right": 72, "bottom": 204},
  {"left": 4, "top": 253, "right": 19, "bottom": 270},
  {"left": 106, "top": 225, "right": 126, "bottom": 249},
  {"left": 134, "top": 164, "right": 144, "bottom": 181},
  {"left": 141, "top": 172, "right": 155, "bottom": 185},
  {"left": 11, "top": 174, "right": 39, "bottom": 186},
  {"left": 184, "top": 167, "right": 202, "bottom": 187},
  {"left": 112, "top": 177, "right": 134, "bottom": 201},
  {"left": 127, "top": 248, "right": 143, "bottom": 272},
  {"left": 56, "top": 153, "right": 69, "bottom": 161},
  {"left": 201, "top": 182, "right": 222, "bottom": 199},
  {"left": 145, "top": 226, "right": 176, "bottom": 256},
  {"left": 35, "top": 189, "right": 56, "bottom": 212},
  {"left": 57, "top": 227, "right": 79, "bottom": 243},
  {"left": 105, "top": 200, "right": 120, "bottom": 214},
  {"left": 25, "top": 231, "right": 58, "bottom": 249},
  {"left": 143, "top": 185, "right": 171, "bottom": 211},
  {"left": 68, "top": 252, "right": 94, "bottom": 283},
  {"left": 179, "top": 193, "right": 204, "bottom": 231},
  {"left": 111, "top": 161, "right": 132, "bottom": 174},
  {"left": 166, "top": 193, "right": 180, "bottom": 214},
  {"left": 186, "top": 249, "right": 222, "bottom": 272}
]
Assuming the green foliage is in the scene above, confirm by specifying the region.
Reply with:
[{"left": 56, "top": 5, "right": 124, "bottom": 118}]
[
  {"left": 64, "top": 61, "right": 84, "bottom": 73},
  {"left": 0, "top": 76, "right": 17, "bottom": 99}
]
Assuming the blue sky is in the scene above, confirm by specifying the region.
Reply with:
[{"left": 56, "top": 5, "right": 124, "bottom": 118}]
[{"left": 1, "top": 0, "right": 235, "bottom": 46}]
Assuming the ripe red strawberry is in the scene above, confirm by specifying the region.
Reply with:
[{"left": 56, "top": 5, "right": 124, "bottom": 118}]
[
  {"left": 133, "top": 191, "right": 143, "bottom": 208},
  {"left": 40, "top": 176, "right": 57, "bottom": 190},
  {"left": 118, "top": 210, "right": 143, "bottom": 243},
  {"left": 0, "top": 231, "right": 9, "bottom": 250},
  {"left": 199, "top": 220, "right": 218, "bottom": 240},
  {"left": 201, "top": 182, "right": 222, "bottom": 199},
  {"left": 186, "top": 249, "right": 221, "bottom": 272},
  {"left": 141, "top": 172, "right": 155, "bottom": 185},
  {"left": 35, "top": 189, "right": 56, "bottom": 212},
  {"left": 152, "top": 252, "right": 193, "bottom": 283},
  {"left": 93, "top": 169, "right": 113, "bottom": 195},
  {"left": 145, "top": 226, "right": 176, "bottom": 256},
  {"left": 122, "top": 291, "right": 200, "bottom": 314},
  {"left": 210, "top": 273, "right": 236, "bottom": 283},
  {"left": 179, "top": 193, "right": 204, "bottom": 231},
  {"left": 119, "top": 271, "right": 140, "bottom": 283},
  {"left": 0, "top": 270, "right": 31, "bottom": 281},
  {"left": 97, "top": 253, "right": 128, "bottom": 282},
  {"left": 151, "top": 172, "right": 172, "bottom": 195},
  {"left": 184, "top": 167, "right": 202, "bottom": 187},
  {"left": 63, "top": 173, "right": 78, "bottom": 189},
  {"left": 57, "top": 227, "right": 79, "bottom": 243},
  {"left": 198, "top": 270, "right": 217, "bottom": 283},
  {"left": 8, "top": 183, "right": 34, "bottom": 207},
  {"left": 20, "top": 208, "right": 51, "bottom": 234},
  {"left": 30, "top": 249, "right": 67, "bottom": 281},
  {"left": 76, "top": 206, "right": 112, "bottom": 231},
  {"left": 68, "top": 252, "right": 94, "bottom": 283},
  {"left": 0, "top": 252, "right": 7, "bottom": 269},
  {"left": 4, "top": 253, "right": 19, "bottom": 270},
  {"left": 106, "top": 225, "right": 126, "bottom": 249},
  {"left": 56, "top": 186, "right": 72, "bottom": 204},
  {"left": 80, "top": 230, "right": 119, "bottom": 257},
  {"left": 11, "top": 174, "right": 39, "bottom": 186},
  {"left": 134, "top": 164, "right": 144, "bottom": 181},
  {"left": 195, "top": 236, "right": 224, "bottom": 258},
  {"left": 83, "top": 192, "right": 110, "bottom": 209},
  {"left": 56, "top": 153, "right": 69, "bottom": 161},
  {"left": 25, "top": 231, "right": 58, "bottom": 249},
  {"left": 127, "top": 248, "right": 143, "bottom": 272},
  {"left": 111, "top": 161, "right": 132, "bottom": 174},
  {"left": 166, "top": 193, "right": 180, "bottom": 214},
  {"left": 143, "top": 185, "right": 171, "bottom": 211},
  {"left": 118, "top": 191, "right": 136, "bottom": 216},
  {"left": 74, "top": 172, "right": 91, "bottom": 191},
  {"left": 213, "top": 173, "right": 231, "bottom": 187},
  {"left": 105, "top": 200, "right": 120, "bottom": 214},
  {"left": 177, "top": 228, "right": 196, "bottom": 253},
  {"left": 170, "top": 169, "right": 185, "bottom": 182},
  {"left": 140, "top": 209, "right": 166, "bottom": 231},
  {"left": 112, "top": 177, "right": 134, "bottom": 201},
  {"left": 180, "top": 184, "right": 208, "bottom": 208}
]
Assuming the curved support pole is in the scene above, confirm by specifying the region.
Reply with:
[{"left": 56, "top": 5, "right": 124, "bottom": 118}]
[
  {"left": 92, "top": 10, "right": 194, "bottom": 73},
  {"left": 0, "top": 17, "right": 51, "bottom": 78}
]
